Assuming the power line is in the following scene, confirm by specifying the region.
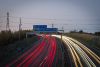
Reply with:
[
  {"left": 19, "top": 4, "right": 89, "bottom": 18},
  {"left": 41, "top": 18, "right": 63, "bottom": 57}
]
[
  {"left": 0, "top": 13, "right": 100, "bottom": 32},
  {"left": 5, "top": 16, "right": 100, "bottom": 21}
]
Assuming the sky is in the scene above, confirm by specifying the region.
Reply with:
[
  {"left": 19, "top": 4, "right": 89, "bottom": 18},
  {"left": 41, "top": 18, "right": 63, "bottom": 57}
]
[{"left": 0, "top": 0, "right": 100, "bottom": 33}]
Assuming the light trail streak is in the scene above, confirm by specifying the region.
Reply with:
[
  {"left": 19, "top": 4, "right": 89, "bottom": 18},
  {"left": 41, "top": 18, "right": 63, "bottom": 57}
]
[
  {"left": 40, "top": 36, "right": 57, "bottom": 67},
  {"left": 66, "top": 38, "right": 96, "bottom": 67},
  {"left": 6, "top": 35, "right": 57, "bottom": 67},
  {"left": 17, "top": 38, "right": 47, "bottom": 67},
  {"left": 5, "top": 34, "right": 100, "bottom": 67},
  {"left": 67, "top": 37, "right": 100, "bottom": 64},
  {"left": 63, "top": 39, "right": 79, "bottom": 67},
  {"left": 52, "top": 35, "right": 100, "bottom": 67},
  {"left": 66, "top": 40, "right": 83, "bottom": 67}
]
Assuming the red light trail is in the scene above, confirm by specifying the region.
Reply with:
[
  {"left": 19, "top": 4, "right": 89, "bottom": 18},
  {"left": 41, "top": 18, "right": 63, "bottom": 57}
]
[{"left": 6, "top": 35, "right": 57, "bottom": 67}]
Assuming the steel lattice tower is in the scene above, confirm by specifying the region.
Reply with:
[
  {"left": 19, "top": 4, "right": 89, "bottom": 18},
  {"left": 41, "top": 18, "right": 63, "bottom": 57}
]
[{"left": 6, "top": 12, "right": 10, "bottom": 31}]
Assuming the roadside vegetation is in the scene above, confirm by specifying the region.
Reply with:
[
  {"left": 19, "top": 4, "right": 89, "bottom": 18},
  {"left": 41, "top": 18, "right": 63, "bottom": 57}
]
[
  {"left": 0, "top": 30, "right": 32, "bottom": 46},
  {"left": 0, "top": 30, "right": 40, "bottom": 66}
]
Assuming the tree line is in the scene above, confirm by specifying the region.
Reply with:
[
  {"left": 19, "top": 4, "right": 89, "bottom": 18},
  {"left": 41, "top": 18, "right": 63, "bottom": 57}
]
[{"left": 0, "top": 30, "right": 32, "bottom": 46}]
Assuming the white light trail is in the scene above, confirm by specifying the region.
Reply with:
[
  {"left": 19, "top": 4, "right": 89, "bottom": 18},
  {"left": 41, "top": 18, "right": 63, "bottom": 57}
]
[{"left": 52, "top": 35, "right": 100, "bottom": 67}]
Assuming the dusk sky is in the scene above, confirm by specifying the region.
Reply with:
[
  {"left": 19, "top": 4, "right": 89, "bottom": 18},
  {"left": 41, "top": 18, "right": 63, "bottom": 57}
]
[{"left": 0, "top": 0, "right": 100, "bottom": 33}]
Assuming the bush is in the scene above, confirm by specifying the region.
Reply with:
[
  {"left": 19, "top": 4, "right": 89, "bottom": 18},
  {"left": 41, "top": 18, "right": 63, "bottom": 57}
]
[
  {"left": 95, "top": 32, "right": 100, "bottom": 36},
  {"left": 79, "top": 30, "right": 83, "bottom": 33}
]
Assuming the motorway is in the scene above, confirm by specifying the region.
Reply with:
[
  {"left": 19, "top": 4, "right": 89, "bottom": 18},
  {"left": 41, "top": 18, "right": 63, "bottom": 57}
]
[
  {"left": 6, "top": 35, "right": 100, "bottom": 67},
  {"left": 52, "top": 35, "right": 100, "bottom": 67}
]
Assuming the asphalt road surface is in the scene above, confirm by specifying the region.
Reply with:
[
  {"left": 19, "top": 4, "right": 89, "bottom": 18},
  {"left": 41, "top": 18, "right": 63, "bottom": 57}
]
[
  {"left": 6, "top": 35, "right": 100, "bottom": 67},
  {"left": 52, "top": 35, "right": 100, "bottom": 67}
]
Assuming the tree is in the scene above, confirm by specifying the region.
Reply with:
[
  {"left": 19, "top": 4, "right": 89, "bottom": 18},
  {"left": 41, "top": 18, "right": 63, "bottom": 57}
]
[
  {"left": 79, "top": 30, "right": 83, "bottom": 33},
  {"left": 95, "top": 32, "right": 100, "bottom": 36}
]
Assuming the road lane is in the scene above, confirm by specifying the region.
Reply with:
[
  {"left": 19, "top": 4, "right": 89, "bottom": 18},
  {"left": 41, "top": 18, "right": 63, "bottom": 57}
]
[
  {"left": 39, "top": 36, "right": 57, "bottom": 67},
  {"left": 54, "top": 38, "right": 64, "bottom": 67},
  {"left": 52, "top": 35, "right": 100, "bottom": 67},
  {"left": 6, "top": 34, "right": 100, "bottom": 67},
  {"left": 6, "top": 35, "right": 57, "bottom": 67}
]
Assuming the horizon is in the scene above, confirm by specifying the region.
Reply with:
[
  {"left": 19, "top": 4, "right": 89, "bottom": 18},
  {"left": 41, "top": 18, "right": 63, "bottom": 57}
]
[{"left": 0, "top": 0, "right": 100, "bottom": 33}]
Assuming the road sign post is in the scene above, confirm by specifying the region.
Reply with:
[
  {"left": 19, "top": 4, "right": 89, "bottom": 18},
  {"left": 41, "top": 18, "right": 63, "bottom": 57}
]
[{"left": 61, "top": 33, "right": 62, "bottom": 39}]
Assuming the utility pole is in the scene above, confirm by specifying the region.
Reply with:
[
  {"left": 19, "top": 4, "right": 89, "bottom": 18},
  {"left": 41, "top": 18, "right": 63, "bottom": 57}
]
[
  {"left": 6, "top": 12, "right": 10, "bottom": 31},
  {"left": 50, "top": 24, "right": 54, "bottom": 36},
  {"left": 52, "top": 24, "right": 54, "bottom": 28},
  {"left": 61, "top": 26, "right": 64, "bottom": 43},
  {"left": 19, "top": 18, "right": 22, "bottom": 40},
  {"left": 19, "top": 18, "right": 22, "bottom": 31},
  {"left": 62, "top": 26, "right": 63, "bottom": 30},
  {"left": 62, "top": 26, "right": 64, "bottom": 33}
]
